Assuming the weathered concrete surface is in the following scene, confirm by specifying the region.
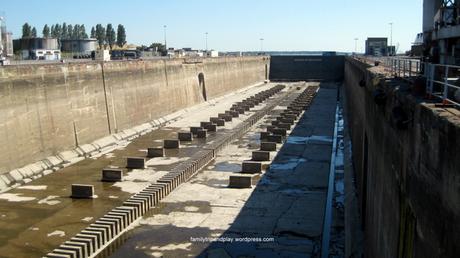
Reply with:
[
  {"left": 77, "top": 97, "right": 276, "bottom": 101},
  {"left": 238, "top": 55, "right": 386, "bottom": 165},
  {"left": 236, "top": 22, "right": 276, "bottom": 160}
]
[
  {"left": 0, "top": 82, "right": 277, "bottom": 258},
  {"left": 270, "top": 55, "right": 344, "bottom": 82},
  {"left": 344, "top": 57, "right": 460, "bottom": 258},
  {"left": 0, "top": 57, "right": 269, "bottom": 176},
  {"left": 108, "top": 83, "right": 338, "bottom": 257}
]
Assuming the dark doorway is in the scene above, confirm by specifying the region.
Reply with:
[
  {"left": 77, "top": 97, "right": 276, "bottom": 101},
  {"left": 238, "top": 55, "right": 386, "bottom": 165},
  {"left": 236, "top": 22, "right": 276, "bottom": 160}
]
[
  {"left": 265, "top": 64, "right": 268, "bottom": 80},
  {"left": 198, "top": 73, "right": 207, "bottom": 101}
]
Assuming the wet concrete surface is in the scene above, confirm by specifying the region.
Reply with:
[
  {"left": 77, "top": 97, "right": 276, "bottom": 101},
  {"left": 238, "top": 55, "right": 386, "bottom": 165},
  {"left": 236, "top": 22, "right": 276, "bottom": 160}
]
[
  {"left": 0, "top": 83, "right": 285, "bottom": 258},
  {"left": 108, "top": 83, "right": 339, "bottom": 258}
]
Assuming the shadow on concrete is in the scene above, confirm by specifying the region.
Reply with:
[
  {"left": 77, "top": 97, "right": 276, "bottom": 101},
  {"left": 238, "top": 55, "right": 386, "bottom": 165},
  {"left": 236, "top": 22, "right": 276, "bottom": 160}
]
[{"left": 196, "top": 83, "right": 339, "bottom": 258}]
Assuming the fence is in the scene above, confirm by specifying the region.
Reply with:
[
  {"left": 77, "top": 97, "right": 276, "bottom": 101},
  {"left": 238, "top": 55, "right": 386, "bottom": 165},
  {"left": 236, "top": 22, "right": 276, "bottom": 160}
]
[{"left": 374, "top": 57, "right": 460, "bottom": 108}]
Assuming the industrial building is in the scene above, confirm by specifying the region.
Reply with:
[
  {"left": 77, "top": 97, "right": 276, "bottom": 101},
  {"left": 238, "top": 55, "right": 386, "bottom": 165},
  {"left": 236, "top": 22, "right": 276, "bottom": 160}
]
[
  {"left": 423, "top": 0, "right": 460, "bottom": 65},
  {"left": 60, "top": 38, "right": 97, "bottom": 54},
  {"left": 0, "top": 27, "right": 13, "bottom": 57},
  {"left": 365, "top": 37, "right": 388, "bottom": 56},
  {"left": 0, "top": 17, "right": 13, "bottom": 65},
  {"left": 12, "top": 37, "right": 61, "bottom": 60}
]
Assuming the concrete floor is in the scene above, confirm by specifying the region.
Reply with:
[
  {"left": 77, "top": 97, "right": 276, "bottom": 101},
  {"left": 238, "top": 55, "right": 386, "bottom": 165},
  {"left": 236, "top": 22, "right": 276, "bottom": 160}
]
[
  {"left": 108, "top": 83, "right": 338, "bottom": 258},
  {"left": 0, "top": 82, "right": 283, "bottom": 258}
]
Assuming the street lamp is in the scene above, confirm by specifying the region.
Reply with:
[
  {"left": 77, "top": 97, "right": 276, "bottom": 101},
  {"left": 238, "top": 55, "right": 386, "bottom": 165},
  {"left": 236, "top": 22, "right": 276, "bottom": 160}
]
[
  {"left": 260, "top": 38, "right": 264, "bottom": 53},
  {"left": 163, "top": 25, "right": 167, "bottom": 50},
  {"left": 205, "top": 32, "right": 208, "bottom": 52},
  {"left": 389, "top": 22, "right": 393, "bottom": 55},
  {"left": 354, "top": 38, "right": 358, "bottom": 54}
]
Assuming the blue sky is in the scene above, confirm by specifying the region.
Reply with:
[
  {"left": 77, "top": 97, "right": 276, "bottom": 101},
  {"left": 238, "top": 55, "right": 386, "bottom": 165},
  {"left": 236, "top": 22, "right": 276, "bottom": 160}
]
[{"left": 1, "top": 0, "right": 422, "bottom": 52}]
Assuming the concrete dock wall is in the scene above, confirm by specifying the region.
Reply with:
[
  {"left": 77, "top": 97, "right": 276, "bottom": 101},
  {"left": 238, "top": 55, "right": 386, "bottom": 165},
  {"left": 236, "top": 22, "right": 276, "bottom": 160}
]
[
  {"left": 343, "top": 58, "right": 460, "bottom": 258},
  {"left": 269, "top": 55, "right": 344, "bottom": 81},
  {"left": 0, "top": 57, "right": 269, "bottom": 174}
]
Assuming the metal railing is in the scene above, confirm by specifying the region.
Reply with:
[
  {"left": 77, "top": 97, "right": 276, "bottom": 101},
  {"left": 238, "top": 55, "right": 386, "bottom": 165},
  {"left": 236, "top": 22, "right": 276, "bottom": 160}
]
[
  {"left": 424, "top": 63, "right": 460, "bottom": 107},
  {"left": 369, "top": 56, "right": 460, "bottom": 108},
  {"left": 382, "top": 57, "right": 422, "bottom": 78}
]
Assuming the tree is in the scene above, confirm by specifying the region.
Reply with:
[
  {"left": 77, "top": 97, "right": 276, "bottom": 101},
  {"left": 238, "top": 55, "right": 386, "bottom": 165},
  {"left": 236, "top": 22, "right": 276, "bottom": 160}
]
[
  {"left": 80, "top": 24, "right": 88, "bottom": 39},
  {"left": 22, "top": 23, "right": 32, "bottom": 38},
  {"left": 54, "top": 23, "right": 62, "bottom": 38},
  {"left": 106, "top": 23, "right": 116, "bottom": 49},
  {"left": 150, "top": 43, "right": 166, "bottom": 55},
  {"left": 50, "top": 25, "right": 55, "bottom": 37},
  {"left": 136, "top": 45, "right": 149, "bottom": 51},
  {"left": 116, "top": 24, "right": 127, "bottom": 47},
  {"left": 42, "top": 24, "right": 50, "bottom": 38},
  {"left": 72, "top": 24, "right": 80, "bottom": 39},
  {"left": 31, "top": 27, "right": 37, "bottom": 38},
  {"left": 90, "top": 26, "right": 96, "bottom": 38},
  {"left": 67, "top": 24, "right": 73, "bottom": 39},
  {"left": 61, "top": 23, "right": 68, "bottom": 39},
  {"left": 95, "top": 24, "right": 106, "bottom": 49}
]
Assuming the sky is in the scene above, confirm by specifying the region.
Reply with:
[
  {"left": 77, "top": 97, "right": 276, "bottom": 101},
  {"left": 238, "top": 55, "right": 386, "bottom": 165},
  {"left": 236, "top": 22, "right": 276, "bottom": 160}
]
[{"left": 0, "top": 0, "right": 422, "bottom": 53}]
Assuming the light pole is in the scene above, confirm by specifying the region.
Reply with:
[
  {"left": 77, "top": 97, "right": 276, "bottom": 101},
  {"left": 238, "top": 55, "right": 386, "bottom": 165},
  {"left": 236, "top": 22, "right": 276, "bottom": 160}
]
[
  {"left": 260, "top": 38, "right": 264, "bottom": 53},
  {"left": 163, "top": 25, "right": 167, "bottom": 50},
  {"left": 205, "top": 32, "right": 208, "bottom": 52},
  {"left": 354, "top": 38, "right": 358, "bottom": 54},
  {"left": 389, "top": 22, "right": 393, "bottom": 55}
]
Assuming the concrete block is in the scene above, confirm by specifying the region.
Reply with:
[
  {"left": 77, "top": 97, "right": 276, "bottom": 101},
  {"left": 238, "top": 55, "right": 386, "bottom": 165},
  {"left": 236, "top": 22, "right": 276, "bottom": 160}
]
[
  {"left": 266, "top": 125, "right": 276, "bottom": 133},
  {"left": 178, "top": 132, "right": 193, "bottom": 141},
  {"left": 242, "top": 161, "right": 262, "bottom": 173},
  {"left": 126, "top": 157, "right": 146, "bottom": 168},
  {"left": 273, "top": 128, "right": 287, "bottom": 136},
  {"left": 260, "top": 142, "right": 277, "bottom": 151},
  {"left": 147, "top": 147, "right": 164, "bottom": 158},
  {"left": 236, "top": 108, "right": 245, "bottom": 114},
  {"left": 228, "top": 175, "right": 253, "bottom": 188},
  {"left": 9, "top": 169, "right": 24, "bottom": 182},
  {"left": 260, "top": 131, "right": 270, "bottom": 140},
  {"left": 200, "top": 121, "right": 212, "bottom": 128},
  {"left": 218, "top": 113, "right": 233, "bottom": 122},
  {"left": 252, "top": 151, "right": 270, "bottom": 161},
  {"left": 204, "top": 123, "right": 217, "bottom": 132},
  {"left": 0, "top": 175, "right": 12, "bottom": 186},
  {"left": 0, "top": 178, "right": 8, "bottom": 191},
  {"left": 267, "top": 134, "right": 284, "bottom": 143},
  {"left": 164, "top": 139, "right": 180, "bottom": 149},
  {"left": 71, "top": 184, "right": 95, "bottom": 199},
  {"left": 190, "top": 126, "right": 203, "bottom": 135},
  {"left": 283, "top": 114, "right": 298, "bottom": 120},
  {"left": 226, "top": 110, "right": 239, "bottom": 117},
  {"left": 278, "top": 123, "right": 291, "bottom": 130},
  {"left": 278, "top": 117, "right": 295, "bottom": 125},
  {"left": 197, "top": 129, "right": 207, "bottom": 138},
  {"left": 102, "top": 168, "right": 123, "bottom": 182},
  {"left": 210, "top": 117, "right": 225, "bottom": 126},
  {"left": 241, "top": 105, "right": 251, "bottom": 111}
]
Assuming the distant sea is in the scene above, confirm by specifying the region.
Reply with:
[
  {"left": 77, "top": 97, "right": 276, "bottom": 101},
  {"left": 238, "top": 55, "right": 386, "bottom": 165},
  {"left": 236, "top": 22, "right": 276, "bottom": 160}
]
[{"left": 240, "top": 51, "right": 351, "bottom": 56}]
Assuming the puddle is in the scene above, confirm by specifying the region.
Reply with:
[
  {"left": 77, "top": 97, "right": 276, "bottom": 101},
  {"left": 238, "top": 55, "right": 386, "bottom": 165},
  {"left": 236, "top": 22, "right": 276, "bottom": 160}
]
[
  {"left": 270, "top": 158, "right": 306, "bottom": 171},
  {"left": 213, "top": 162, "right": 241, "bottom": 172},
  {"left": 0, "top": 193, "right": 36, "bottom": 202},
  {"left": 47, "top": 230, "right": 65, "bottom": 237},
  {"left": 287, "top": 135, "right": 332, "bottom": 145},
  {"left": 105, "top": 153, "right": 115, "bottom": 158},
  {"left": 124, "top": 169, "right": 159, "bottom": 182},
  {"left": 17, "top": 185, "right": 47, "bottom": 191},
  {"left": 146, "top": 157, "right": 188, "bottom": 166},
  {"left": 113, "top": 181, "right": 152, "bottom": 194},
  {"left": 38, "top": 195, "right": 61, "bottom": 206}
]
